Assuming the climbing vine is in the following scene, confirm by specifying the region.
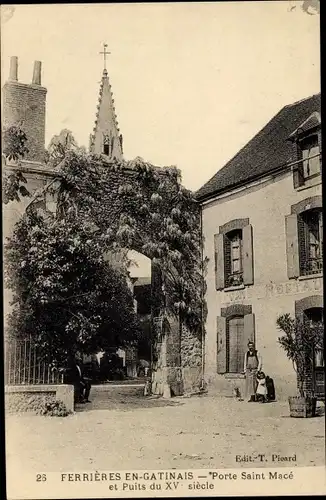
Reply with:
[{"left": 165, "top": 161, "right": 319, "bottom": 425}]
[
  {"left": 5, "top": 150, "right": 206, "bottom": 360},
  {"left": 2, "top": 124, "right": 30, "bottom": 204},
  {"left": 55, "top": 151, "right": 206, "bottom": 332}
]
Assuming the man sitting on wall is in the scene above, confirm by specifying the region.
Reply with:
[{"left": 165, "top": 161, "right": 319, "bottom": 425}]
[{"left": 64, "top": 353, "right": 92, "bottom": 404}]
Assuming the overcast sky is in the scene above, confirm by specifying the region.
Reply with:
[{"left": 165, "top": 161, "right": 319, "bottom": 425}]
[{"left": 1, "top": 2, "right": 320, "bottom": 192}]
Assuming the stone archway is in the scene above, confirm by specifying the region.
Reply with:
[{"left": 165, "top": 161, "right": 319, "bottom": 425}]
[{"left": 49, "top": 152, "right": 205, "bottom": 396}]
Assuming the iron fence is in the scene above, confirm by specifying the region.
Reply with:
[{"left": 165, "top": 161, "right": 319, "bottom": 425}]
[{"left": 4, "top": 338, "right": 64, "bottom": 385}]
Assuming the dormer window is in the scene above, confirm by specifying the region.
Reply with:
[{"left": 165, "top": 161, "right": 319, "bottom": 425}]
[
  {"left": 299, "top": 134, "right": 321, "bottom": 180},
  {"left": 289, "top": 112, "right": 322, "bottom": 189}
]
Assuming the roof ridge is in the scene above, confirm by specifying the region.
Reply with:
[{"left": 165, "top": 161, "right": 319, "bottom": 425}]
[
  {"left": 284, "top": 92, "right": 321, "bottom": 108},
  {"left": 196, "top": 93, "right": 321, "bottom": 201}
]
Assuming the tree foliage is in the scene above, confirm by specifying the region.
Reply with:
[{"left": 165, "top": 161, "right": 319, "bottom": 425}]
[
  {"left": 55, "top": 151, "right": 206, "bottom": 332},
  {"left": 3, "top": 125, "right": 29, "bottom": 161},
  {"left": 276, "top": 313, "right": 323, "bottom": 397},
  {"left": 2, "top": 125, "right": 30, "bottom": 204},
  {"left": 5, "top": 207, "right": 142, "bottom": 362}
]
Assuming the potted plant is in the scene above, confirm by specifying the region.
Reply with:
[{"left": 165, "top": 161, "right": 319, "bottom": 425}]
[{"left": 276, "top": 313, "right": 323, "bottom": 418}]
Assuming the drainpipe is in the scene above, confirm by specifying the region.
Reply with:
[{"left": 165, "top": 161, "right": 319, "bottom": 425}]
[{"left": 200, "top": 205, "right": 206, "bottom": 390}]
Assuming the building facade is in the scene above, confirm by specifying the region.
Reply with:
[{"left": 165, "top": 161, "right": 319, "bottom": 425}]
[{"left": 196, "top": 94, "right": 323, "bottom": 400}]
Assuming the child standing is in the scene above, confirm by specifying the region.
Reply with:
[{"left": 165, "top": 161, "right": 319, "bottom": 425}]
[{"left": 256, "top": 371, "right": 268, "bottom": 403}]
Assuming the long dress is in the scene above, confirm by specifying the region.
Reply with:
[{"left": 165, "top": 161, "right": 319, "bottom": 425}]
[{"left": 245, "top": 352, "right": 259, "bottom": 400}]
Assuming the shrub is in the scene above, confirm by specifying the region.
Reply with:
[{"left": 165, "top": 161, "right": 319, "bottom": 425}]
[
  {"left": 38, "top": 400, "right": 72, "bottom": 417},
  {"left": 276, "top": 313, "right": 323, "bottom": 397}
]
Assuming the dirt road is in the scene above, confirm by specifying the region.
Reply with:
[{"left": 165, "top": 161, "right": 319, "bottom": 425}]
[{"left": 6, "top": 385, "right": 325, "bottom": 474}]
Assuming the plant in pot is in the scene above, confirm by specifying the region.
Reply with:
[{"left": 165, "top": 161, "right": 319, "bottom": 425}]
[{"left": 276, "top": 313, "right": 323, "bottom": 418}]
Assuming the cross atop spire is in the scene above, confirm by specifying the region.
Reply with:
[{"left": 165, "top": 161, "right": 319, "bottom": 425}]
[
  {"left": 99, "top": 43, "right": 110, "bottom": 72},
  {"left": 89, "top": 44, "right": 123, "bottom": 160}
]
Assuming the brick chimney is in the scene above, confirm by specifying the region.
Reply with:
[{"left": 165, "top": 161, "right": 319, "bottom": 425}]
[
  {"left": 32, "top": 61, "right": 42, "bottom": 85},
  {"left": 3, "top": 57, "right": 47, "bottom": 164},
  {"left": 9, "top": 56, "right": 18, "bottom": 81}
]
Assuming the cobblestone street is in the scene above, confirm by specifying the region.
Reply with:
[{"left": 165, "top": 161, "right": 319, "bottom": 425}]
[{"left": 6, "top": 385, "right": 325, "bottom": 475}]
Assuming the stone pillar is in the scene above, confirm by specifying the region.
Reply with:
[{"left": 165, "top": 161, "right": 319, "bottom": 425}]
[
  {"left": 181, "top": 324, "right": 203, "bottom": 394},
  {"left": 151, "top": 316, "right": 183, "bottom": 396}
]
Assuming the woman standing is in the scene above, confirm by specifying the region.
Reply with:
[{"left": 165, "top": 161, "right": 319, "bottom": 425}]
[{"left": 243, "top": 341, "right": 262, "bottom": 402}]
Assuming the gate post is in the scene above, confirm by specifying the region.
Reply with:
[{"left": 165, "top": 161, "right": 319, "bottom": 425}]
[{"left": 151, "top": 315, "right": 183, "bottom": 396}]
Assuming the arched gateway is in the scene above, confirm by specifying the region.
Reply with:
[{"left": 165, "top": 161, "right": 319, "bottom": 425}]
[
  {"left": 3, "top": 52, "right": 205, "bottom": 396},
  {"left": 45, "top": 152, "right": 205, "bottom": 396}
]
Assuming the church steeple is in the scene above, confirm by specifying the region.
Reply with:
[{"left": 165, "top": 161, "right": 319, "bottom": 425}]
[{"left": 89, "top": 44, "right": 123, "bottom": 160}]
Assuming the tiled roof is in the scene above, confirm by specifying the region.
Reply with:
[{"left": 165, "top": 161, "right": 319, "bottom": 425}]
[{"left": 195, "top": 93, "right": 321, "bottom": 201}]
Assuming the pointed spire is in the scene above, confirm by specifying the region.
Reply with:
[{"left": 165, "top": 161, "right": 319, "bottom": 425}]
[{"left": 89, "top": 45, "right": 123, "bottom": 160}]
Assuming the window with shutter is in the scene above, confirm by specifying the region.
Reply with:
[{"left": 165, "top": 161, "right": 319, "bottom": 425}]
[
  {"left": 293, "top": 133, "right": 321, "bottom": 188},
  {"left": 303, "top": 307, "right": 324, "bottom": 398},
  {"left": 225, "top": 229, "right": 243, "bottom": 287},
  {"left": 300, "top": 135, "right": 321, "bottom": 180},
  {"left": 216, "top": 219, "right": 253, "bottom": 289},
  {"left": 299, "top": 209, "right": 323, "bottom": 276}
]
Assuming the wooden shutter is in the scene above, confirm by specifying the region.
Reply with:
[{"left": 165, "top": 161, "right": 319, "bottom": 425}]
[
  {"left": 285, "top": 214, "right": 300, "bottom": 279},
  {"left": 216, "top": 316, "right": 227, "bottom": 373},
  {"left": 244, "top": 313, "right": 255, "bottom": 345},
  {"left": 242, "top": 224, "right": 254, "bottom": 285},
  {"left": 214, "top": 233, "right": 225, "bottom": 290}
]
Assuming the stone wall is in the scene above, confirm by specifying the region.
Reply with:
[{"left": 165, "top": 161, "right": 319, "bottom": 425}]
[
  {"left": 6, "top": 391, "right": 56, "bottom": 414},
  {"left": 152, "top": 317, "right": 203, "bottom": 396},
  {"left": 181, "top": 324, "right": 202, "bottom": 367},
  {"left": 5, "top": 385, "right": 74, "bottom": 414}
]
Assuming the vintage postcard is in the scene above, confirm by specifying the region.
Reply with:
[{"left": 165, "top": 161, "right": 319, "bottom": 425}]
[{"left": 2, "top": 1, "right": 324, "bottom": 498}]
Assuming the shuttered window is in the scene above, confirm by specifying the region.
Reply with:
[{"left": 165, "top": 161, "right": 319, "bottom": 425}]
[
  {"left": 286, "top": 208, "right": 323, "bottom": 278},
  {"left": 304, "top": 307, "right": 324, "bottom": 397},
  {"left": 300, "top": 135, "right": 321, "bottom": 179},
  {"left": 299, "top": 209, "right": 323, "bottom": 276},
  {"left": 225, "top": 230, "right": 243, "bottom": 287},
  {"left": 214, "top": 222, "right": 254, "bottom": 290},
  {"left": 293, "top": 133, "right": 321, "bottom": 188}
]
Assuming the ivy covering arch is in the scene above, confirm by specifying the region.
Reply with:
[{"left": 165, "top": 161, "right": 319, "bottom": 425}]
[{"left": 5, "top": 150, "right": 206, "bottom": 379}]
